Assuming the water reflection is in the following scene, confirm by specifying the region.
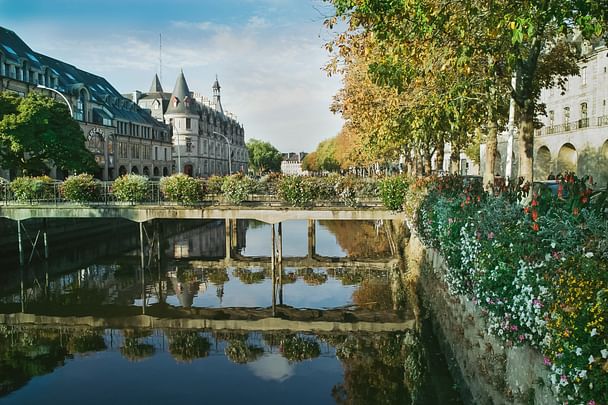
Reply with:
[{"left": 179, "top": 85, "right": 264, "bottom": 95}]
[
  {"left": 0, "top": 219, "right": 460, "bottom": 404},
  {"left": 0, "top": 326, "right": 451, "bottom": 404}
]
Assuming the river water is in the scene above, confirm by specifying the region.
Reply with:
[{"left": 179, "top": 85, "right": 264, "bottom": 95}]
[{"left": 0, "top": 219, "right": 462, "bottom": 404}]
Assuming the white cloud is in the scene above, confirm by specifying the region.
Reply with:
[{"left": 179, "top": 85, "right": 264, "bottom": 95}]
[{"left": 5, "top": 16, "right": 343, "bottom": 152}]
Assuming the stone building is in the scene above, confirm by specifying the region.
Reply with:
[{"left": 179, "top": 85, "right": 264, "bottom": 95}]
[
  {"left": 133, "top": 71, "right": 248, "bottom": 177},
  {"left": 0, "top": 26, "right": 173, "bottom": 180},
  {"left": 281, "top": 152, "right": 308, "bottom": 176},
  {"left": 488, "top": 40, "right": 608, "bottom": 186}
]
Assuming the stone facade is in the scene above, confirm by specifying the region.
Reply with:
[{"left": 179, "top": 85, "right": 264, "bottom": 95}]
[
  {"left": 281, "top": 152, "right": 308, "bottom": 176},
  {"left": 0, "top": 26, "right": 173, "bottom": 180},
  {"left": 489, "top": 43, "right": 608, "bottom": 185},
  {"left": 133, "top": 72, "right": 248, "bottom": 177}
]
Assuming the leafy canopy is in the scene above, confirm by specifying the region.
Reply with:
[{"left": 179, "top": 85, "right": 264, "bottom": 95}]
[
  {"left": 0, "top": 91, "right": 97, "bottom": 176},
  {"left": 246, "top": 138, "right": 282, "bottom": 175}
]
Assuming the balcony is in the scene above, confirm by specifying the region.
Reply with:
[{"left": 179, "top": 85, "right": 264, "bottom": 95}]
[{"left": 578, "top": 118, "right": 589, "bottom": 129}]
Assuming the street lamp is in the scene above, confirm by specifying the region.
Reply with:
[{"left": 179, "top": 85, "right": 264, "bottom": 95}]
[
  {"left": 213, "top": 131, "right": 232, "bottom": 175},
  {"left": 36, "top": 85, "right": 73, "bottom": 117}
]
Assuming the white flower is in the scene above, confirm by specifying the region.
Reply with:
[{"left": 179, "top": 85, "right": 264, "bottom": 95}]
[
  {"left": 585, "top": 251, "right": 594, "bottom": 258},
  {"left": 588, "top": 355, "right": 595, "bottom": 364},
  {"left": 590, "top": 328, "right": 598, "bottom": 337},
  {"left": 575, "top": 347, "right": 583, "bottom": 356},
  {"left": 578, "top": 370, "right": 587, "bottom": 379},
  {"left": 601, "top": 349, "right": 608, "bottom": 359}
]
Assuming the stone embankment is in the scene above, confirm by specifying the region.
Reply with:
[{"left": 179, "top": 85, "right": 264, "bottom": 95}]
[{"left": 405, "top": 235, "right": 556, "bottom": 405}]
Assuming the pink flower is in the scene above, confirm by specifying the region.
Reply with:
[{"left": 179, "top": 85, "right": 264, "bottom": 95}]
[
  {"left": 510, "top": 324, "right": 518, "bottom": 332},
  {"left": 543, "top": 357, "right": 551, "bottom": 366},
  {"left": 518, "top": 335, "right": 525, "bottom": 342},
  {"left": 487, "top": 231, "right": 495, "bottom": 240},
  {"left": 588, "top": 400, "right": 596, "bottom": 405}
]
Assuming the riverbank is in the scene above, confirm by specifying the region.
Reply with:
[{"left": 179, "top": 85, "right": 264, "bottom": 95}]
[{"left": 405, "top": 234, "right": 556, "bottom": 404}]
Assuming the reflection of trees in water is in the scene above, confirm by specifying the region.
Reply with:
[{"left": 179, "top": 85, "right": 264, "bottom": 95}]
[
  {"left": 225, "top": 340, "right": 264, "bottom": 364},
  {"left": 0, "top": 326, "right": 69, "bottom": 397},
  {"left": 324, "top": 331, "right": 427, "bottom": 405},
  {"left": 279, "top": 335, "right": 321, "bottom": 363},
  {"left": 120, "top": 329, "right": 155, "bottom": 362},
  {"left": 205, "top": 268, "right": 229, "bottom": 285},
  {"left": 67, "top": 330, "right": 106, "bottom": 354},
  {"left": 352, "top": 279, "right": 393, "bottom": 310},
  {"left": 319, "top": 221, "right": 391, "bottom": 258},
  {"left": 168, "top": 331, "right": 210, "bottom": 363},
  {"left": 301, "top": 268, "right": 328, "bottom": 286},
  {"left": 233, "top": 268, "right": 266, "bottom": 284}
]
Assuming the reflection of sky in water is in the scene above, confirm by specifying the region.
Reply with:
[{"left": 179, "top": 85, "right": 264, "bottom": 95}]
[
  {"left": 240, "top": 220, "right": 347, "bottom": 258},
  {"left": 2, "top": 331, "right": 342, "bottom": 405},
  {"left": 163, "top": 268, "right": 361, "bottom": 309}
]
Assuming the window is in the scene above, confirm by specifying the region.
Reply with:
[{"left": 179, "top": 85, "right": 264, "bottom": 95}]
[
  {"left": 186, "top": 118, "right": 191, "bottom": 129},
  {"left": 579, "top": 102, "right": 588, "bottom": 128},
  {"left": 563, "top": 107, "right": 570, "bottom": 123},
  {"left": 186, "top": 137, "right": 193, "bottom": 153},
  {"left": 581, "top": 66, "right": 587, "bottom": 85},
  {"left": 548, "top": 110, "right": 555, "bottom": 128}
]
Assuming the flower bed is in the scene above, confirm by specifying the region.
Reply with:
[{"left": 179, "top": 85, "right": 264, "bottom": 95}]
[{"left": 406, "top": 174, "right": 607, "bottom": 404}]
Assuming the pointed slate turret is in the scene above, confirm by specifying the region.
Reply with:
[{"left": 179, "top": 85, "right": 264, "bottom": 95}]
[
  {"left": 212, "top": 74, "right": 224, "bottom": 114},
  {"left": 166, "top": 70, "right": 197, "bottom": 115},
  {"left": 149, "top": 74, "right": 163, "bottom": 93}
]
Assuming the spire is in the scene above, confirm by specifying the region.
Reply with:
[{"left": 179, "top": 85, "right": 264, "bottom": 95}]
[
  {"left": 166, "top": 69, "right": 196, "bottom": 115},
  {"left": 212, "top": 74, "right": 223, "bottom": 114},
  {"left": 149, "top": 73, "right": 163, "bottom": 93}
]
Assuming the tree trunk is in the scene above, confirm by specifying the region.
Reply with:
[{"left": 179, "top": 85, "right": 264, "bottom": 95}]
[
  {"left": 450, "top": 145, "right": 460, "bottom": 174},
  {"left": 483, "top": 122, "right": 498, "bottom": 189},
  {"left": 423, "top": 149, "right": 432, "bottom": 175},
  {"left": 517, "top": 102, "right": 535, "bottom": 183},
  {"left": 435, "top": 142, "right": 445, "bottom": 173}
]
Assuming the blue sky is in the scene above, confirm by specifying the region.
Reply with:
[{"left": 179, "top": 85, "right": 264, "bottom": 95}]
[{"left": 0, "top": 0, "right": 343, "bottom": 152}]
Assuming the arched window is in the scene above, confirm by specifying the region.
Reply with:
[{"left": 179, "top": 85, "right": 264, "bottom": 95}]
[
  {"left": 534, "top": 146, "right": 552, "bottom": 180},
  {"left": 557, "top": 143, "right": 577, "bottom": 174}
]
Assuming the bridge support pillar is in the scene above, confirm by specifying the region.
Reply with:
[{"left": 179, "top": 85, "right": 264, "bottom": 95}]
[
  {"left": 17, "top": 219, "right": 25, "bottom": 267},
  {"left": 225, "top": 218, "right": 232, "bottom": 260},
  {"left": 43, "top": 219, "right": 49, "bottom": 260},
  {"left": 277, "top": 222, "right": 283, "bottom": 265},
  {"left": 307, "top": 220, "right": 316, "bottom": 259}
]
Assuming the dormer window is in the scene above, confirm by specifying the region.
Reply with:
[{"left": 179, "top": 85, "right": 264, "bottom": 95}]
[
  {"left": 184, "top": 96, "right": 190, "bottom": 107},
  {"left": 172, "top": 96, "right": 179, "bottom": 108}
]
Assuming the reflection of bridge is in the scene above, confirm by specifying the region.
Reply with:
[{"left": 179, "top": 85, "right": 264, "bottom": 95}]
[
  {"left": 0, "top": 310, "right": 414, "bottom": 333},
  {"left": 176, "top": 256, "right": 398, "bottom": 271}
]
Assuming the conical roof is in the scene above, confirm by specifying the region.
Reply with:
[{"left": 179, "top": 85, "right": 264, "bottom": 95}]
[
  {"left": 149, "top": 74, "right": 163, "bottom": 93},
  {"left": 166, "top": 70, "right": 197, "bottom": 115},
  {"left": 212, "top": 75, "right": 221, "bottom": 91}
]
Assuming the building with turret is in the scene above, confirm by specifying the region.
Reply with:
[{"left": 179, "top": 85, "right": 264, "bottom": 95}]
[
  {"left": 0, "top": 26, "right": 173, "bottom": 180},
  {"left": 132, "top": 71, "right": 248, "bottom": 177}
]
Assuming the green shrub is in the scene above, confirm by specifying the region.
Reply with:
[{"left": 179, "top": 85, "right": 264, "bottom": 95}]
[
  {"left": 277, "top": 176, "right": 317, "bottom": 207},
  {"left": 112, "top": 174, "right": 149, "bottom": 203},
  {"left": 0, "top": 177, "right": 8, "bottom": 201},
  {"left": 221, "top": 174, "right": 256, "bottom": 205},
  {"left": 9, "top": 176, "right": 54, "bottom": 202},
  {"left": 160, "top": 174, "right": 204, "bottom": 205},
  {"left": 256, "top": 172, "right": 283, "bottom": 195},
  {"left": 206, "top": 176, "right": 225, "bottom": 194},
  {"left": 60, "top": 174, "right": 100, "bottom": 203},
  {"left": 379, "top": 175, "right": 410, "bottom": 211}
]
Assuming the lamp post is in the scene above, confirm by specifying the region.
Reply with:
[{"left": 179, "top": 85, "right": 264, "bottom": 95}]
[
  {"left": 36, "top": 85, "right": 73, "bottom": 117},
  {"left": 213, "top": 131, "right": 232, "bottom": 175}
]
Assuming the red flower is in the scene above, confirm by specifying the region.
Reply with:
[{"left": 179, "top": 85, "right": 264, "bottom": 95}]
[
  {"left": 531, "top": 199, "right": 538, "bottom": 207},
  {"left": 532, "top": 223, "right": 539, "bottom": 232},
  {"left": 523, "top": 206, "right": 530, "bottom": 214},
  {"left": 531, "top": 210, "right": 538, "bottom": 221},
  {"left": 573, "top": 207, "right": 579, "bottom": 216}
]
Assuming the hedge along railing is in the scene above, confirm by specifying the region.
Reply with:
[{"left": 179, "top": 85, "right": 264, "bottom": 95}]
[{"left": 0, "top": 175, "right": 384, "bottom": 208}]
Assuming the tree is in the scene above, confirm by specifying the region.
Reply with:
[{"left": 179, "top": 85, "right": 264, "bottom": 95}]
[
  {"left": 0, "top": 91, "right": 97, "bottom": 176},
  {"left": 246, "top": 138, "right": 282, "bottom": 175}
]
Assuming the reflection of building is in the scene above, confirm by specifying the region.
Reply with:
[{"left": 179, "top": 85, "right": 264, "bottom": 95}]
[
  {"left": 484, "top": 39, "right": 608, "bottom": 185},
  {"left": 281, "top": 152, "right": 308, "bottom": 176},
  {"left": 132, "top": 72, "right": 248, "bottom": 177},
  {"left": 165, "top": 220, "right": 248, "bottom": 259},
  {"left": 0, "top": 26, "right": 173, "bottom": 180}
]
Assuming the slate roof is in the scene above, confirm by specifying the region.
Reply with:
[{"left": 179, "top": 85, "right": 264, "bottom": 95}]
[
  {"left": 165, "top": 70, "right": 198, "bottom": 115},
  {"left": 0, "top": 26, "right": 167, "bottom": 129}
]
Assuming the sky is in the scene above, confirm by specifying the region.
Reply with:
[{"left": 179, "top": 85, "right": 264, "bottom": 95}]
[{"left": 0, "top": 0, "right": 344, "bottom": 152}]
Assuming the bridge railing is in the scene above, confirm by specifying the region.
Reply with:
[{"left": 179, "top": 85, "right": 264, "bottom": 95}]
[{"left": 0, "top": 180, "right": 384, "bottom": 208}]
